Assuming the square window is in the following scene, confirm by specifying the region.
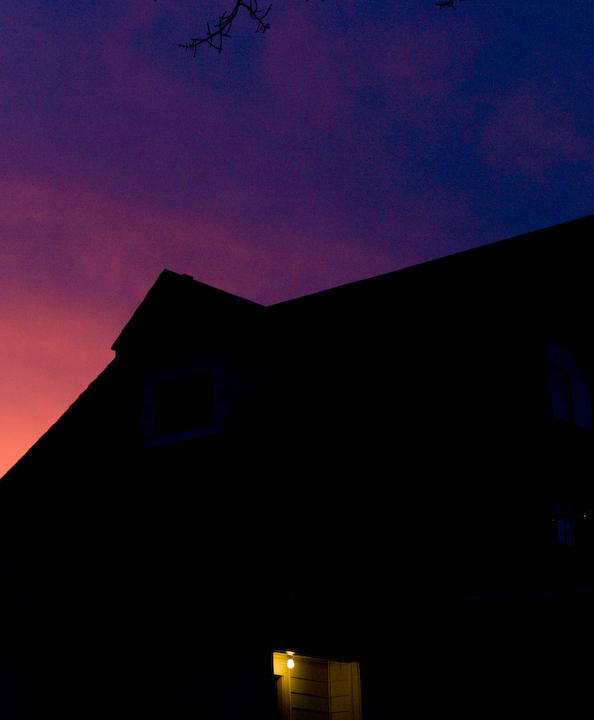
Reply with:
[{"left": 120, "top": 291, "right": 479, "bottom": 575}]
[{"left": 153, "top": 371, "right": 214, "bottom": 437}]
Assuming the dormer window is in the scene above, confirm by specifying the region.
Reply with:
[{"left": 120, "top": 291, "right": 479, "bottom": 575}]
[
  {"left": 153, "top": 370, "right": 214, "bottom": 437},
  {"left": 547, "top": 343, "right": 592, "bottom": 430}
]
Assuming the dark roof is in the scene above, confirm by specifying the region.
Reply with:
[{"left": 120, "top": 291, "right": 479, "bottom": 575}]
[
  {"left": 112, "top": 269, "right": 264, "bottom": 357},
  {"left": 271, "top": 214, "right": 594, "bottom": 313},
  {"left": 2, "top": 214, "right": 592, "bottom": 483}
]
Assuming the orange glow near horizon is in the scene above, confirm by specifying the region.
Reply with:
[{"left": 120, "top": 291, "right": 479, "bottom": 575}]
[{"left": 0, "top": 298, "right": 117, "bottom": 478}]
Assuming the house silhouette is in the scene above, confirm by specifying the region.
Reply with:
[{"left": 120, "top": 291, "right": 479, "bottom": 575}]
[{"left": 1, "top": 216, "right": 593, "bottom": 718}]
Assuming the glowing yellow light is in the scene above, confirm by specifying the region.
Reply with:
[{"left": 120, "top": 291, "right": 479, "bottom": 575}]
[{"left": 287, "top": 651, "right": 294, "bottom": 669}]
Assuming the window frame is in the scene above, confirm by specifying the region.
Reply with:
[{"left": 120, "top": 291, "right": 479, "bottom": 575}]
[
  {"left": 546, "top": 342, "right": 592, "bottom": 431},
  {"left": 152, "top": 370, "right": 215, "bottom": 438}
]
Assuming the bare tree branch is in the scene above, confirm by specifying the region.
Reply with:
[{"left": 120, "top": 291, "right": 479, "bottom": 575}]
[
  {"left": 177, "top": 1, "right": 463, "bottom": 56},
  {"left": 436, "top": 0, "right": 465, "bottom": 8},
  {"left": 180, "top": 0, "right": 272, "bottom": 55}
]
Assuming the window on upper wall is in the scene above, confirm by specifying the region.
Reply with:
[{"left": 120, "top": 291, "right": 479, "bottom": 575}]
[
  {"left": 547, "top": 343, "right": 593, "bottom": 431},
  {"left": 153, "top": 370, "right": 214, "bottom": 437},
  {"left": 554, "top": 502, "right": 576, "bottom": 547}
]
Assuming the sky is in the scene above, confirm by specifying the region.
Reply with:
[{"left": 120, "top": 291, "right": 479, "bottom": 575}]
[{"left": 1, "top": 0, "right": 594, "bottom": 476}]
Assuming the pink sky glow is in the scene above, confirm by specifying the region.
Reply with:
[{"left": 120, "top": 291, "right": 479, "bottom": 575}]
[{"left": 1, "top": 1, "right": 594, "bottom": 476}]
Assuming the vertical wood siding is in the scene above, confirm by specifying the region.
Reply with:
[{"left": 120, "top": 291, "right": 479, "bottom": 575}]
[{"left": 273, "top": 653, "right": 361, "bottom": 720}]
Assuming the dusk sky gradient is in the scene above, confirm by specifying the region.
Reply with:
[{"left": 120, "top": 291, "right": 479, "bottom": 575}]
[{"left": 2, "top": 0, "right": 594, "bottom": 476}]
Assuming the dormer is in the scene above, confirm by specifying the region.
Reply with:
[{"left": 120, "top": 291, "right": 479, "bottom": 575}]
[{"left": 112, "top": 270, "right": 266, "bottom": 448}]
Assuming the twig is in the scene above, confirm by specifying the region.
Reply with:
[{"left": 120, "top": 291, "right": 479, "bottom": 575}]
[{"left": 180, "top": 0, "right": 272, "bottom": 55}]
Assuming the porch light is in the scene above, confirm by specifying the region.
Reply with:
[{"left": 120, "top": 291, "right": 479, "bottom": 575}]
[{"left": 287, "top": 651, "right": 294, "bottom": 669}]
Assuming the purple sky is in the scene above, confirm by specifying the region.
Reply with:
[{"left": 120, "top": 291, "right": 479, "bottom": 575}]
[{"left": 1, "top": 0, "right": 593, "bottom": 476}]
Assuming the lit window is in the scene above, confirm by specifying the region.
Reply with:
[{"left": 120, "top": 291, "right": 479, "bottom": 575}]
[{"left": 547, "top": 343, "right": 592, "bottom": 430}]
